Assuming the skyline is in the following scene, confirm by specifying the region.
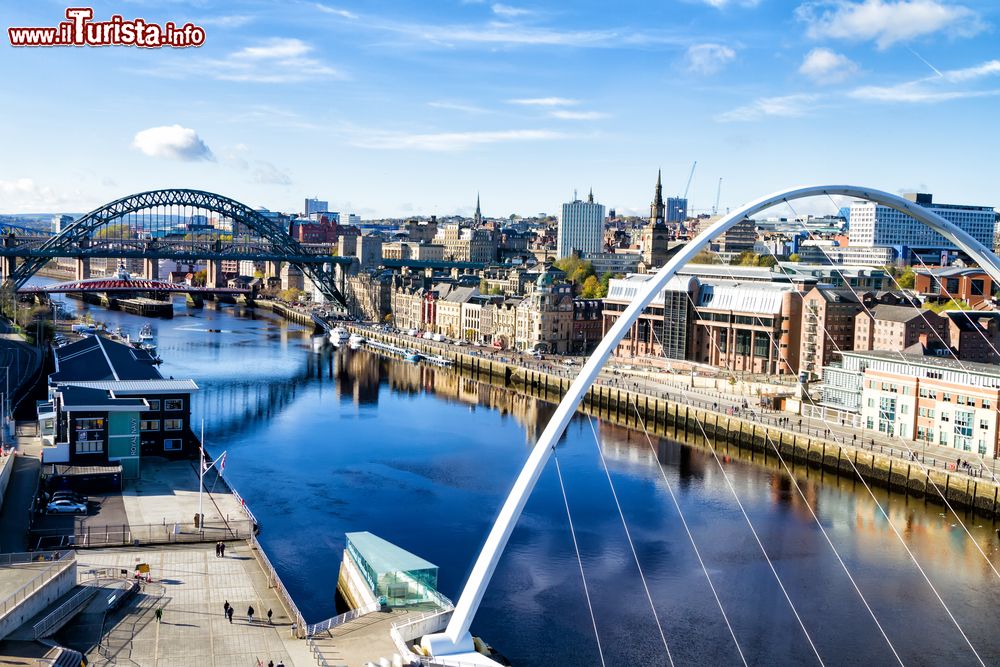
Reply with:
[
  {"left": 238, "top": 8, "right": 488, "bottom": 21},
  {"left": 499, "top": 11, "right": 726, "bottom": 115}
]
[{"left": 2, "top": 0, "right": 999, "bottom": 218}]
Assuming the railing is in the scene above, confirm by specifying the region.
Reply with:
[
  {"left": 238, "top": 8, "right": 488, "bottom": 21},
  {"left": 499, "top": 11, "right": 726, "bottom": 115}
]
[
  {"left": 32, "top": 582, "right": 101, "bottom": 639},
  {"left": 250, "top": 529, "right": 306, "bottom": 637},
  {"left": 306, "top": 636, "right": 336, "bottom": 667},
  {"left": 305, "top": 599, "right": 382, "bottom": 637},
  {"left": 229, "top": 485, "right": 259, "bottom": 528},
  {"left": 0, "top": 550, "right": 75, "bottom": 619},
  {"left": 31, "top": 519, "right": 255, "bottom": 550},
  {"left": 389, "top": 609, "right": 454, "bottom": 665}
]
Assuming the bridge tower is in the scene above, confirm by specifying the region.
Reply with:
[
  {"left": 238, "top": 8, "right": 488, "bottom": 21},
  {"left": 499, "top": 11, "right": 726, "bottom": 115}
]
[
  {"left": 143, "top": 257, "right": 159, "bottom": 281},
  {"left": 1, "top": 235, "right": 16, "bottom": 283},
  {"left": 205, "top": 259, "right": 224, "bottom": 289}
]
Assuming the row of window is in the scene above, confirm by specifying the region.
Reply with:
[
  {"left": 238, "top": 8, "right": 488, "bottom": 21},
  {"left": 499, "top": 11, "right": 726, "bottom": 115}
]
[
  {"left": 141, "top": 419, "right": 184, "bottom": 431},
  {"left": 75, "top": 438, "right": 183, "bottom": 454}
]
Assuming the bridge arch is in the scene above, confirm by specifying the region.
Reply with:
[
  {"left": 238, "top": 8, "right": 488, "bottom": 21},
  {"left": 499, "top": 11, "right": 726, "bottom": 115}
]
[
  {"left": 424, "top": 184, "right": 1000, "bottom": 657},
  {"left": 6, "top": 188, "right": 347, "bottom": 304}
]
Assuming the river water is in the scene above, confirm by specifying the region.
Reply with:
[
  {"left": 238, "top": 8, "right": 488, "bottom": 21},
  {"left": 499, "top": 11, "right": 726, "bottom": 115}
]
[{"left": 40, "top": 287, "right": 1000, "bottom": 666}]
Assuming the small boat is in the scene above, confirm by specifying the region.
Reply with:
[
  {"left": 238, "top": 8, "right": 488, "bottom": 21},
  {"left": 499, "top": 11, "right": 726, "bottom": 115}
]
[
  {"left": 138, "top": 324, "right": 154, "bottom": 341},
  {"left": 329, "top": 326, "right": 350, "bottom": 346},
  {"left": 404, "top": 349, "right": 421, "bottom": 363},
  {"left": 348, "top": 333, "right": 366, "bottom": 346}
]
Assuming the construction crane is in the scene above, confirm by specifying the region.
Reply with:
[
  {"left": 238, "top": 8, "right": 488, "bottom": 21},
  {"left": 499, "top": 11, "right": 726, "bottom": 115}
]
[
  {"left": 713, "top": 177, "right": 723, "bottom": 216},
  {"left": 682, "top": 161, "right": 697, "bottom": 199}
]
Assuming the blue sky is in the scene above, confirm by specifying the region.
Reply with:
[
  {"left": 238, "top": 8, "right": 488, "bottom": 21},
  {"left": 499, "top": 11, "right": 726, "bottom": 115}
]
[{"left": 1, "top": 0, "right": 998, "bottom": 218}]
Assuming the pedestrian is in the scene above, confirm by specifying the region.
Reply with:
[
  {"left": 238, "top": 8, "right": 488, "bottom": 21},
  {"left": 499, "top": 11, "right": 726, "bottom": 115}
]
[
  {"left": 269, "top": 662, "right": 274, "bottom": 667},
  {"left": 224, "top": 600, "right": 230, "bottom": 617},
  {"left": 267, "top": 608, "right": 273, "bottom": 624},
  {"left": 215, "top": 541, "right": 221, "bottom": 557},
  {"left": 248, "top": 605, "right": 255, "bottom": 623},
  {"left": 226, "top": 606, "right": 234, "bottom": 623},
  {"left": 155, "top": 607, "right": 162, "bottom": 623},
  {"left": 220, "top": 542, "right": 226, "bottom": 558}
]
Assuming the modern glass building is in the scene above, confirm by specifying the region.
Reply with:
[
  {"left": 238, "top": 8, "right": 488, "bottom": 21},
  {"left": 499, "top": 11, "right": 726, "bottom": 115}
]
[{"left": 345, "top": 532, "right": 440, "bottom": 606}]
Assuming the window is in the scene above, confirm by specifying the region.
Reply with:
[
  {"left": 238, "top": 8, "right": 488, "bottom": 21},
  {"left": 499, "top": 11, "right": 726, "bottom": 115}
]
[
  {"left": 164, "top": 419, "right": 183, "bottom": 431},
  {"left": 900, "top": 404, "right": 909, "bottom": 415},
  {"left": 75, "top": 440, "right": 103, "bottom": 454},
  {"left": 147, "top": 399, "right": 160, "bottom": 411},
  {"left": 984, "top": 400, "right": 992, "bottom": 410},
  {"left": 164, "top": 399, "right": 184, "bottom": 411},
  {"left": 942, "top": 393, "right": 952, "bottom": 402},
  {"left": 140, "top": 420, "right": 160, "bottom": 432},
  {"left": 75, "top": 418, "right": 105, "bottom": 430},
  {"left": 163, "top": 439, "right": 183, "bottom": 451},
  {"left": 980, "top": 419, "right": 990, "bottom": 431},
  {"left": 941, "top": 412, "right": 950, "bottom": 423}
]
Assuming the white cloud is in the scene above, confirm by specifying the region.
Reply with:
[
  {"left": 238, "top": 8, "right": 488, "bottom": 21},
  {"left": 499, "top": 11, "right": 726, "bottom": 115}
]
[
  {"left": 549, "top": 110, "right": 609, "bottom": 120},
  {"left": 685, "top": 43, "right": 736, "bottom": 75},
  {"left": 428, "top": 101, "right": 491, "bottom": 114},
  {"left": 143, "top": 38, "right": 342, "bottom": 83},
  {"left": 508, "top": 97, "right": 578, "bottom": 106},
  {"left": 0, "top": 178, "right": 76, "bottom": 211},
  {"left": 797, "top": 0, "right": 984, "bottom": 49},
  {"left": 131, "top": 125, "right": 214, "bottom": 161},
  {"left": 715, "top": 94, "right": 820, "bottom": 122},
  {"left": 491, "top": 3, "right": 534, "bottom": 17},
  {"left": 799, "top": 47, "right": 858, "bottom": 82},
  {"left": 313, "top": 4, "right": 359, "bottom": 19},
  {"left": 696, "top": 0, "right": 761, "bottom": 8},
  {"left": 197, "top": 15, "right": 254, "bottom": 28},
  {"left": 349, "top": 128, "right": 564, "bottom": 151},
  {"left": 252, "top": 161, "right": 293, "bottom": 185},
  {"left": 848, "top": 58, "right": 1000, "bottom": 102}
]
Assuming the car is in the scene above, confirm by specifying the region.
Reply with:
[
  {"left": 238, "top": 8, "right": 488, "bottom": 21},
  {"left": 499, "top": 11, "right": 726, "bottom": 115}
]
[
  {"left": 563, "top": 359, "right": 576, "bottom": 366},
  {"left": 50, "top": 490, "right": 88, "bottom": 503},
  {"left": 423, "top": 332, "right": 434, "bottom": 340},
  {"left": 455, "top": 340, "right": 468, "bottom": 346},
  {"left": 46, "top": 499, "right": 88, "bottom": 514},
  {"left": 407, "top": 329, "right": 417, "bottom": 336}
]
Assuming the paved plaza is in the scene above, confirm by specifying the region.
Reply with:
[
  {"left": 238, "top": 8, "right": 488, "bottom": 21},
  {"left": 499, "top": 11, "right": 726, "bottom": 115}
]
[{"left": 64, "top": 543, "right": 313, "bottom": 667}]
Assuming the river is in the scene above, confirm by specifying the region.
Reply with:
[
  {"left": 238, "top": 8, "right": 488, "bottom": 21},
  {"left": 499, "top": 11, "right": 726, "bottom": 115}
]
[{"left": 38, "top": 286, "right": 1000, "bottom": 666}]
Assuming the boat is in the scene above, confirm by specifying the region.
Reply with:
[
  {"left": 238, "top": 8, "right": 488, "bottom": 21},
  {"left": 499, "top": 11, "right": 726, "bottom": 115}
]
[
  {"left": 348, "top": 333, "right": 366, "bottom": 346},
  {"left": 405, "top": 349, "right": 421, "bottom": 363},
  {"left": 138, "top": 323, "right": 154, "bottom": 341},
  {"left": 329, "top": 326, "right": 350, "bottom": 346}
]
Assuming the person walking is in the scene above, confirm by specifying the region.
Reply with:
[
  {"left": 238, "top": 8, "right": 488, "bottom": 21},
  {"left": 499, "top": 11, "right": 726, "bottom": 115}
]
[
  {"left": 226, "top": 606, "right": 234, "bottom": 623},
  {"left": 220, "top": 542, "right": 226, "bottom": 557},
  {"left": 267, "top": 608, "right": 273, "bottom": 624},
  {"left": 247, "top": 605, "right": 255, "bottom": 623},
  {"left": 155, "top": 608, "right": 162, "bottom": 623},
  {"left": 223, "top": 600, "right": 230, "bottom": 617},
  {"left": 215, "top": 542, "right": 220, "bottom": 557}
]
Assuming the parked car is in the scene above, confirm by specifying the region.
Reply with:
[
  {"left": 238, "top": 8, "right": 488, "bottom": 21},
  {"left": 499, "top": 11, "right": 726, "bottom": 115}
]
[
  {"left": 455, "top": 339, "right": 468, "bottom": 346},
  {"left": 423, "top": 332, "right": 434, "bottom": 340},
  {"left": 49, "top": 490, "right": 88, "bottom": 503},
  {"left": 46, "top": 499, "right": 88, "bottom": 514},
  {"left": 432, "top": 333, "right": 445, "bottom": 342},
  {"left": 407, "top": 329, "right": 418, "bottom": 336}
]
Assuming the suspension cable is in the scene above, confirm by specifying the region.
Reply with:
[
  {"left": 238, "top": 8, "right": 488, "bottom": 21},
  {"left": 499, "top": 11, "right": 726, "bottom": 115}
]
[
  {"left": 585, "top": 414, "right": 675, "bottom": 666},
  {"left": 785, "top": 195, "right": 1000, "bottom": 583},
  {"left": 645, "top": 294, "right": 903, "bottom": 665},
  {"left": 552, "top": 452, "right": 606, "bottom": 667}
]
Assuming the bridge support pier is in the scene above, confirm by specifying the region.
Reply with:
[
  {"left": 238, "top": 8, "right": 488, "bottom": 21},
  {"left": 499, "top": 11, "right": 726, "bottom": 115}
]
[
  {"left": 75, "top": 258, "right": 91, "bottom": 281},
  {"left": 0, "top": 256, "right": 16, "bottom": 284},
  {"left": 264, "top": 260, "right": 280, "bottom": 280},
  {"left": 206, "top": 260, "right": 224, "bottom": 289},
  {"left": 143, "top": 258, "right": 159, "bottom": 281}
]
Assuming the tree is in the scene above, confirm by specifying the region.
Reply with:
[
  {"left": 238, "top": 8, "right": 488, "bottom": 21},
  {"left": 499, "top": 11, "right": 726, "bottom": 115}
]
[
  {"left": 598, "top": 272, "right": 612, "bottom": 298},
  {"left": 279, "top": 288, "right": 303, "bottom": 302},
  {"left": 732, "top": 250, "right": 757, "bottom": 266},
  {"left": 553, "top": 256, "right": 595, "bottom": 285},
  {"left": 788, "top": 253, "right": 802, "bottom": 262},
  {"left": 580, "top": 275, "right": 601, "bottom": 299},
  {"left": 192, "top": 270, "right": 207, "bottom": 287},
  {"left": 758, "top": 254, "right": 777, "bottom": 268},
  {"left": 897, "top": 266, "right": 916, "bottom": 289},
  {"left": 691, "top": 250, "right": 722, "bottom": 265}
]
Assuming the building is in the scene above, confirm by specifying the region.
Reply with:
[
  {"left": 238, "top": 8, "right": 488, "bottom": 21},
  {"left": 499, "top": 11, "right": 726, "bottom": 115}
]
[
  {"left": 718, "top": 218, "right": 757, "bottom": 254},
  {"left": 795, "top": 243, "right": 899, "bottom": 266},
  {"left": 345, "top": 271, "right": 393, "bottom": 322},
  {"left": 778, "top": 263, "right": 890, "bottom": 291},
  {"left": 603, "top": 275, "right": 694, "bottom": 359},
  {"left": 572, "top": 299, "right": 603, "bottom": 353},
  {"left": 581, "top": 250, "right": 641, "bottom": 276},
  {"left": 854, "top": 304, "right": 950, "bottom": 352},
  {"left": 52, "top": 214, "right": 73, "bottom": 234},
  {"left": 944, "top": 311, "right": 1000, "bottom": 364},
  {"left": 822, "top": 351, "right": 1000, "bottom": 456},
  {"left": 38, "top": 336, "right": 199, "bottom": 481},
  {"left": 514, "top": 265, "right": 574, "bottom": 353},
  {"left": 435, "top": 224, "right": 497, "bottom": 263},
  {"left": 913, "top": 267, "right": 996, "bottom": 306},
  {"left": 639, "top": 172, "right": 670, "bottom": 270},
  {"left": 666, "top": 197, "right": 687, "bottom": 224},
  {"left": 382, "top": 242, "right": 445, "bottom": 262},
  {"left": 557, "top": 190, "right": 605, "bottom": 259},
  {"left": 800, "top": 288, "right": 869, "bottom": 379},
  {"left": 434, "top": 284, "right": 479, "bottom": 339},
  {"left": 404, "top": 219, "right": 438, "bottom": 244},
  {"left": 305, "top": 197, "right": 329, "bottom": 215},
  {"left": 849, "top": 193, "right": 996, "bottom": 253},
  {"left": 461, "top": 294, "right": 504, "bottom": 343}
]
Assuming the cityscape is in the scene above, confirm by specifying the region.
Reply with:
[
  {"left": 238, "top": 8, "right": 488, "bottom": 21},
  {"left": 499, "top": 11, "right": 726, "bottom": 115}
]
[{"left": 2, "top": 1, "right": 1000, "bottom": 666}]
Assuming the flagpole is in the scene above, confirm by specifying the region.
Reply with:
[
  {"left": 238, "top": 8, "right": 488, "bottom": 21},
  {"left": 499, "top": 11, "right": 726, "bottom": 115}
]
[{"left": 198, "top": 419, "right": 205, "bottom": 531}]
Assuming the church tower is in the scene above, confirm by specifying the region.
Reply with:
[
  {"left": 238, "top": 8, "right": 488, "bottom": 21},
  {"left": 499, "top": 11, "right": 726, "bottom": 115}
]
[
  {"left": 640, "top": 170, "right": 670, "bottom": 271},
  {"left": 474, "top": 193, "right": 483, "bottom": 227}
]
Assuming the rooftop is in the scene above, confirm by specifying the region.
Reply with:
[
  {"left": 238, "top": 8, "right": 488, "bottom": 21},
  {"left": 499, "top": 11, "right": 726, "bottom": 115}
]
[
  {"left": 57, "top": 385, "right": 148, "bottom": 411},
  {"left": 52, "top": 336, "right": 162, "bottom": 383},
  {"left": 346, "top": 531, "right": 437, "bottom": 576},
  {"left": 62, "top": 379, "right": 199, "bottom": 394},
  {"left": 841, "top": 349, "right": 1000, "bottom": 377},
  {"left": 868, "top": 304, "right": 928, "bottom": 323}
]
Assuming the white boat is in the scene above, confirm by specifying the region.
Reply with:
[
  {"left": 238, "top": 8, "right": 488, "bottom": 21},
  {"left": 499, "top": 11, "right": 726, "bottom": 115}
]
[
  {"left": 138, "top": 324, "right": 155, "bottom": 341},
  {"left": 348, "top": 333, "right": 366, "bottom": 346},
  {"left": 329, "top": 326, "right": 350, "bottom": 346}
]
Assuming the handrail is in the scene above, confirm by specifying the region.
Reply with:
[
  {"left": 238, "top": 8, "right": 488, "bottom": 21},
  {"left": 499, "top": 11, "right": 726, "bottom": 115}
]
[
  {"left": 0, "top": 550, "right": 75, "bottom": 619},
  {"left": 33, "top": 583, "right": 101, "bottom": 639},
  {"left": 250, "top": 529, "right": 306, "bottom": 637},
  {"left": 305, "top": 600, "right": 382, "bottom": 637}
]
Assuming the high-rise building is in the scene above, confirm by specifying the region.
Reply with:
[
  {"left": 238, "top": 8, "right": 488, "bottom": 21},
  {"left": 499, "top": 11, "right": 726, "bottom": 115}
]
[
  {"left": 849, "top": 193, "right": 995, "bottom": 252},
  {"left": 52, "top": 214, "right": 73, "bottom": 234},
  {"left": 557, "top": 190, "right": 605, "bottom": 259},
  {"left": 304, "top": 197, "right": 329, "bottom": 215},
  {"left": 666, "top": 197, "right": 687, "bottom": 223}
]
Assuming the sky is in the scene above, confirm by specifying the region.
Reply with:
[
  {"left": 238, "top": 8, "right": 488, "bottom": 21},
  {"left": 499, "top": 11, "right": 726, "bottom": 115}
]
[{"left": 1, "top": 0, "right": 998, "bottom": 219}]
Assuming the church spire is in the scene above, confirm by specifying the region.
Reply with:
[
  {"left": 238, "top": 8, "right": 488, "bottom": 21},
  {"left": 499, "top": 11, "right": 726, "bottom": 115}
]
[
  {"left": 650, "top": 169, "right": 665, "bottom": 227},
  {"left": 474, "top": 192, "right": 482, "bottom": 226},
  {"left": 587, "top": 187, "right": 594, "bottom": 204}
]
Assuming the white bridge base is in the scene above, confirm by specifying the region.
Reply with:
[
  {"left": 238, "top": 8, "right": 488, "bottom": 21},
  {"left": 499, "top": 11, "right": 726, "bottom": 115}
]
[{"left": 421, "top": 630, "right": 475, "bottom": 656}]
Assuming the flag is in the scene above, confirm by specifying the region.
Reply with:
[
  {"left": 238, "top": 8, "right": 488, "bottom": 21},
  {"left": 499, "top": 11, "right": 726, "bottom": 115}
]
[
  {"left": 200, "top": 447, "right": 208, "bottom": 473},
  {"left": 218, "top": 452, "right": 227, "bottom": 474}
]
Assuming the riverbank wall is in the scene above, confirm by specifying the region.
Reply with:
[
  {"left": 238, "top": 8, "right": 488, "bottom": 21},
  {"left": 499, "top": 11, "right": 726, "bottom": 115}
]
[
  {"left": 353, "top": 327, "right": 1000, "bottom": 520},
  {"left": 252, "top": 299, "right": 320, "bottom": 328}
]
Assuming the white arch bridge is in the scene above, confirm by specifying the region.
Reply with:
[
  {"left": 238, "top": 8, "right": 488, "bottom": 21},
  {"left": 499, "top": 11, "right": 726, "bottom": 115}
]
[{"left": 421, "top": 184, "right": 1000, "bottom": 659}]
